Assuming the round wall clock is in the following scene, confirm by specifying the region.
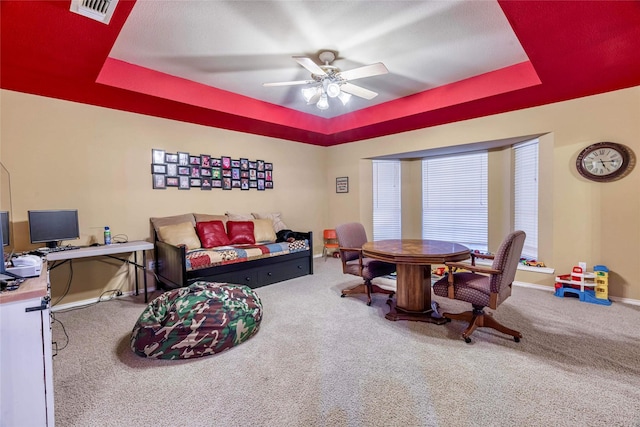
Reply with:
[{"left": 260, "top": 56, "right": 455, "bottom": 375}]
[{"left": 576, "top": 142, "right": 636, "bottom": 182}]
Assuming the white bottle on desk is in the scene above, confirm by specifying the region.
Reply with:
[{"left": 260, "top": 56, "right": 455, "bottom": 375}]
[{"left": 104, "top": 226, "right": 112, "bottom": 245}]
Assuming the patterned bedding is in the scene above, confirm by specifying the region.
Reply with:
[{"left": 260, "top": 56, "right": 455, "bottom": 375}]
[{"left": 185, "top": 239, "right": 309, "bottom": 272}]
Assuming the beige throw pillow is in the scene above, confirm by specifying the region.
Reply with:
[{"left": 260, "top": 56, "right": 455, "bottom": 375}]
[
  {"left": 252, "top": 212, "right": 288, "bottom": 233},
  {"left": 226, "top": 212, "right": 254, "bottom": 221},
  {"left": 157, "top": 222, "right": 201, "bottom": 250},
  {"left": 252, "top": 219, "right": 277, "bottom": 243},
  {"left": 194, "top": 213, "right": 227, "bottom": 226},
  {"left": 150, "top": 213, "right": 196, "bottom": 234}
]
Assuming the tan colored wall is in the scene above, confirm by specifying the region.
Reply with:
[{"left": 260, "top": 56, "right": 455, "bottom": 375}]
[
  {"left": 1, "top": 90, "right": 327, "bottom": 303},
  {"left": 326, "top": 86, "right": 640, "bottom": 300},
  {"left": 3, "top": 87, "right": 639, "bottom": 301}
]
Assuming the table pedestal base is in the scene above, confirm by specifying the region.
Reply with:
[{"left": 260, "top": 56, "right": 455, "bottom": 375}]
[{"left": 385, "top": 299, "right": 450, "bottom": 324}]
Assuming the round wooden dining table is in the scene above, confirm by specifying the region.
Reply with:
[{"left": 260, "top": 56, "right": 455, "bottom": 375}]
[{"left": 362, "top": 239, "right": 470, "bottom": 323}]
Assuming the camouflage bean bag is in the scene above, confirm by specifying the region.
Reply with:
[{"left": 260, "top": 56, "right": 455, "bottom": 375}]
[{"left": 130, "top": 281, "right": 263, "bottom": 360}]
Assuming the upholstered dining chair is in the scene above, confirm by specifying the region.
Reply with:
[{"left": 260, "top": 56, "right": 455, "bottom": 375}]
[
  {"left": 335, "top": 222, "right": 396, "bottom": 306},
  {"left": 432, "top": 230, "right": 526, "bottom": 343}
]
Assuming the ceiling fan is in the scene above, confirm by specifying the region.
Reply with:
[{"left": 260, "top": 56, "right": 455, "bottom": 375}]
[{"left": 263, "top": 51, "right": 389, "bottom": 109}]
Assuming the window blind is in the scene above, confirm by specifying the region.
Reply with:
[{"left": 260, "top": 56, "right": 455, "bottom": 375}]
[
  {"left": 513, "top": 140, "right": 538, "bottom": 259},
  {"left": 372, "top": 160, "right": 401, "bottom": 240},
  {"left": 422, "top": 152, "right": 488, "bottom": 251}
]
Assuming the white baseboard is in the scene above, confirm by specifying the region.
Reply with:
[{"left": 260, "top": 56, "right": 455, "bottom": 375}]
[
  {"left": 51, "top": 279, "right": 638, "bottom": 311},
  {"left": 514, "top": 281, "right": 640, "bottom": 306},
  {"left": 51, "top": 286, "right": 157, "bottom": 312}
]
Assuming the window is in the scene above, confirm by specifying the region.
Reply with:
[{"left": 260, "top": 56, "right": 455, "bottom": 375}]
[
  {"left": 372, "top": 160, "right": 401, "bottom": 240},
  {"left": 513, "top": 140, "right": 538, "bottom": 259},
  {"left": 422, "top": 152, "right": 488, "bottom": 251}
]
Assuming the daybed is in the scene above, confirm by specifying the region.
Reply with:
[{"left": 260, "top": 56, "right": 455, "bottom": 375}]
[{"left": 151, "top": 212, "right": 313, "bottom": 290}]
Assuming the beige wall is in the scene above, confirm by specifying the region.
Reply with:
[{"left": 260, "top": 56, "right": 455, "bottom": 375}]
[
  {"left": 326, "top": 86, "right": 640, "bottom": 300},
  {"left": 1, "top": 90, "right": 326, "bottom": 303},
  {"left": 2, "top": 86, "right": 639, "bottom": 302}
]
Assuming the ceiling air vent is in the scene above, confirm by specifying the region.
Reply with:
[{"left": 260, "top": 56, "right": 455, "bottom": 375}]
[{"left": 70, "top": 0, "right": 119, "bottom": 24}]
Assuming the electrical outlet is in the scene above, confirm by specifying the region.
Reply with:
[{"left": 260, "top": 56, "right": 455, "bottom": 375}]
[{"left": 148, "top": 260, "right": 155, "bottom": 270}]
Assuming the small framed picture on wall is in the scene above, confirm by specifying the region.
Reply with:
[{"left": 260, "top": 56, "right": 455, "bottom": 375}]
[
  {"left": 336, "top": 177, "right": 349, "bottom": 193},
  {"left": 153, "top": 174, "right": 166, "bottom": 189},
  {"left": 152, "top": 164, "right": 167, "bottom": 174},
  {"left": 179, "top": 176, "right": 190, "bottom": 190},
  {"left": 201, "top": 177, "right": 212, "bottom": 190},
  {"left": 152, "top": 149, "right": 166, "bottom": 165},
  {"left": 222, "top": 156, "right": 231, "bottom": 169},
  {"left": 178, "top": 152, "right": 189, "bottom": 166}
]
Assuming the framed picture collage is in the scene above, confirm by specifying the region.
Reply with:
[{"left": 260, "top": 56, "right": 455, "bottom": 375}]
[{"left": 151, "top": 149, "right": 274, "bottom": 191}]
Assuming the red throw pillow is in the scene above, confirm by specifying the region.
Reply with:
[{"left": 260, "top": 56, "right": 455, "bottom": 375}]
[
  {"left": 226, "top": 221, "right": 255, "bottom": 245},
  {"left": 195, "top": 221, "right": 231, "bottom": 248}
]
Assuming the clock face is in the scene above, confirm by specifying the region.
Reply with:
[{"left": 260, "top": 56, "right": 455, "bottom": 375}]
[
  {"left": 576, "top": 142, "right": 635, "bottom": 182},
  {"left": 581, "top": 148, "right": 624, "bottom": 176}
]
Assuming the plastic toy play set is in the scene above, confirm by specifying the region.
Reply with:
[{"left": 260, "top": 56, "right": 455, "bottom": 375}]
[{"left": 554, "top": 264, "right": 611, "bottom": 306}]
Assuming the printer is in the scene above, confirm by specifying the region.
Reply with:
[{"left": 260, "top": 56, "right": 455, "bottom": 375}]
[{"left": 7, "top": 254, "right": 42, "bottom": 278}]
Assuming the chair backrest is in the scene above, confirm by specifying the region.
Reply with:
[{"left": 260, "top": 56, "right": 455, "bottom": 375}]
[
  {"left": 335, "top": 222, "right": 368, "bottom": 262},
  {"left": 490, "top": 230, "right": 526, "bottom": 294},
  {"left": 323, "top": 229, "right": 338, "bottom": 241}
]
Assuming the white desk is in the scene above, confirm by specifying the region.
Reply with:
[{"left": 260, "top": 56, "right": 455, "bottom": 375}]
[
  {"left": 0, "top": 265, "right": 54, "bottom": 426},
  {"left": 46, "top": 241, "right": 154, "bottom": 302}
]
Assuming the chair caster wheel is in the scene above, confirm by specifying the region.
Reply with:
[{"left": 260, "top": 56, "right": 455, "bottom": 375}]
[
  {"left": 514, "top": 337, "right": 520, "bottom": 343},
  {"left": 464, "top": 337, "right": 472, "bottom": 344},
  {"left": 366, "top": 301, "right": 372, "bottom": 306},
  {"left": 340, "top": 294, "right": 346, "bottom": 298}
]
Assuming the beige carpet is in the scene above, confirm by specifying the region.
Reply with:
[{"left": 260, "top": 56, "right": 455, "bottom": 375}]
[{"left": 52, "top": 258, "right": 640, "bottom": 427}]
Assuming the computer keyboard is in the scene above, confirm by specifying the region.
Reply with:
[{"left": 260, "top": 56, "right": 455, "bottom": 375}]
[
  {"left": 51, "top": 246, "right": 80, "bottom": 252},
  {"left": 36, "top": 246, "right": 81, "bottom": 254}
]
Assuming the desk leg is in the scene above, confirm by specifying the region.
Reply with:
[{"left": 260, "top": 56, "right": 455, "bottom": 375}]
[
  {"left": 385, "top": 263, "right": 448, "bottom": 324},
  {"left": 134, "top": 251, "right": 140, "bottom": 297},
  {"left": 142, "top": 250, "right": 148, "bottom": 303}
]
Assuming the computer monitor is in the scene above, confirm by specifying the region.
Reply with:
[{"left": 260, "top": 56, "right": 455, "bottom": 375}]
[
  {"left": 1, "top": 211, "right": 9, "bottom": 247},
  {"left": 0, "top": 210, "right": 21, "bottom": 280},
  {"left": 28, "top": 209, "right": 80, "bottom": 249}
]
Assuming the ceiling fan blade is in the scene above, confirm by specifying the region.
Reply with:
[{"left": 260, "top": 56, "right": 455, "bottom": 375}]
[
  {"left": 293, "top": 56, "right": 327, "bottom": 76},
  {"left": 338, "top": 62, "right": 388, "bottom": 81},
  {"left": 340, "top": 83, "right": 379, "bottom": 100},
  {"left": 263, "top": 80, "right": 314, "bottom": 87}
]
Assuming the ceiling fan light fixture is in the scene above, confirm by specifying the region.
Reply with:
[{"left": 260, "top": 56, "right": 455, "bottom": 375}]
[
  {"left": 326, "top": 82, "right": 341, "bottom": 98},
  {"left": 301, "top": 86, "right": 319, "bottom": 103},
  {"left": 316, "top": 94, "right": 329, "bottom": 110},
  {"left": 337, "top": 91, "right": 352, "bottom": 106}
]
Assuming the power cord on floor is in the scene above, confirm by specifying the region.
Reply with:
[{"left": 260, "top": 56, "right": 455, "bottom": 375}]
[{"left": 51, "top": 312, "right": 69, "bottom": 356}]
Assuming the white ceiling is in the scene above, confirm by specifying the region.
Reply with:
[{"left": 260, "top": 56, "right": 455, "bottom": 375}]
[{"left": 108, "top": 1, "right": 528, "bottom": 118}]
